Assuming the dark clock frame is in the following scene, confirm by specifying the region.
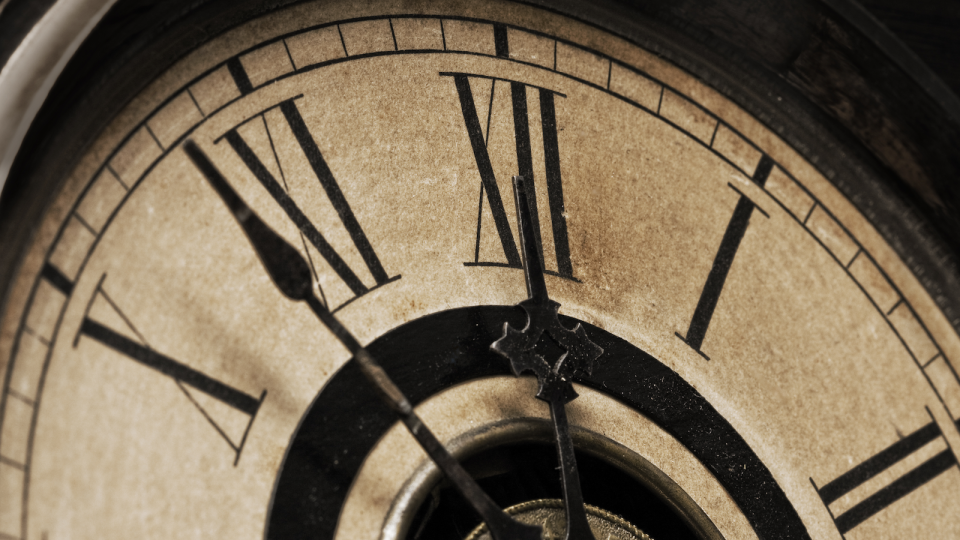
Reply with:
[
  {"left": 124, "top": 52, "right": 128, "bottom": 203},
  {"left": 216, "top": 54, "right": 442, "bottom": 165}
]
[
  {"left": 1, "top": 0, "right": 958, "bottom": 340},
  {"left": 0, "top": 1, "right": 957, "bottom": 538}
]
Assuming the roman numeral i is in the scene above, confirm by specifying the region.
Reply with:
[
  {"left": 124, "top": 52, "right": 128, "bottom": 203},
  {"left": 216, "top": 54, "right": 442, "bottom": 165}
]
[{"left": 676, "top": 157, "right": 774, "bottom": 360}]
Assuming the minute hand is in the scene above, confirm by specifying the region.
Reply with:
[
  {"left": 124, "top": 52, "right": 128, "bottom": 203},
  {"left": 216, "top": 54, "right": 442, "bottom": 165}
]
[
  {"left": 492, "top": 176, "right": 603, "bottom": 540},
  {"left": 183, "top": 140, "right": 541, "bottom": 540}
]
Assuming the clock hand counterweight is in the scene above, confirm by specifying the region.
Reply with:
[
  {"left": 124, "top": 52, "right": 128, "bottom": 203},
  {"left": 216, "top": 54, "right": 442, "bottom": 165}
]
[
  {"left": 491, "top": 177, "right": 604, "bottom": 540},
  {"left": 182, "top": 140, "right": 541, "bottom": 540}
]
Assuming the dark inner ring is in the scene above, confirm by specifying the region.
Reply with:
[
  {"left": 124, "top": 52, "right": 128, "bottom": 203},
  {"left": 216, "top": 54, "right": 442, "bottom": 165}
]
[{"left": 265, "top": 305, "right": 808, "bottom": 540}]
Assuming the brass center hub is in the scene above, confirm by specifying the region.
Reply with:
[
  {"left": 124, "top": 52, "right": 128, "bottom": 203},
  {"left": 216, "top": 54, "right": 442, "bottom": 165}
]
[{"left": 465, "top": 499, "right": 653, "bottom": 540}]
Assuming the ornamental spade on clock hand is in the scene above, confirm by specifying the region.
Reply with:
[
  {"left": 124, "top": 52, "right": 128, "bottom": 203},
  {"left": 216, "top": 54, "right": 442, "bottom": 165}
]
[
  {"left": 181, "top": 140, "right": 542, "bottom": 540},
  {"left": 491, "top": 177, "right": 605, "bottom": 540}
]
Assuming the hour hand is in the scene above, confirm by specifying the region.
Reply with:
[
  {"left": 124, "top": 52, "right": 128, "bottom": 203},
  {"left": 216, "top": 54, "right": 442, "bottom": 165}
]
[
  {"left": 183, "top": 141, "right": 542, "bottom": 540},
  {"left": 491, "top": 176, "right": 602, "bottom": 540}
]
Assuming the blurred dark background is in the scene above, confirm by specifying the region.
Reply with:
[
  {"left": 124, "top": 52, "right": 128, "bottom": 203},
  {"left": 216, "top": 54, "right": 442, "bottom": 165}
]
[{"left": 861, "top": 0, "right": 960, "bottom": 97}]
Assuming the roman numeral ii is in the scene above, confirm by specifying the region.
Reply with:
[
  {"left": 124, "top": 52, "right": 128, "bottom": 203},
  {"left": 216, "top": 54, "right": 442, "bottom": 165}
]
[{"left": 812, "top": 415, "right": 958, "bottom": 535}]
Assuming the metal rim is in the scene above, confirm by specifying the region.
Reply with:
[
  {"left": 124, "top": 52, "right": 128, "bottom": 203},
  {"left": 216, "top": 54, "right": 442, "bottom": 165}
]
[
  {"left": 380, "top": 418, "right": 724, "bottom": 540},
  {"left": 463, "top": 499, "right": 653, "bottom": 540},
  {"left": 0, "top": 0, "right": 118, "bottom": 196}
]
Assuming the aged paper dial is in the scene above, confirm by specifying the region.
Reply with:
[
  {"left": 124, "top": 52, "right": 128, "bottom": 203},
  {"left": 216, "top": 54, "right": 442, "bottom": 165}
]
[{"left": 1, "top": 1, "right": 959, "bottom": 539}]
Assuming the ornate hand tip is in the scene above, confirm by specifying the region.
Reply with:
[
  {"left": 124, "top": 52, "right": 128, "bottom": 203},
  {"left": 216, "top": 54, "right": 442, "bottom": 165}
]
[
  {"left": 538, "top": 368, "right": 580, "bottom": 403},
  {"left": 491, "top": 323, "right": 550, "bottom": 379},
  {"left": 557, "top": 324, "right": 604, "bottom": 378}
]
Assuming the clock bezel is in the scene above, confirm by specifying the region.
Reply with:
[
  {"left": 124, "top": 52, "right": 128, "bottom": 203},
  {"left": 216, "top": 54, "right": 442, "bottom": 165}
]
[
  {"left": 2, "top": 0, "right": 959, "bottom": 337},
  {"left": 1, "top": 1, "right": 959, "bottom": 539}
]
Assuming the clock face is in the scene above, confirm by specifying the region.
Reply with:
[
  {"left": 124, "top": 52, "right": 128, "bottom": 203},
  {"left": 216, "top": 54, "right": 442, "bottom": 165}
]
[{"left": 1, "top": 1, "right": 959, "bottom": 539}]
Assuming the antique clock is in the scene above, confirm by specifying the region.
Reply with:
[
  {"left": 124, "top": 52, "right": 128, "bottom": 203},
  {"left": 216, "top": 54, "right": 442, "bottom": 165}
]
[{"left": 1, "top": 0, "right": 959, "bottom": 538}]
